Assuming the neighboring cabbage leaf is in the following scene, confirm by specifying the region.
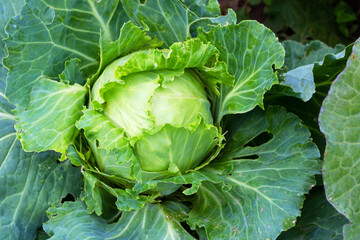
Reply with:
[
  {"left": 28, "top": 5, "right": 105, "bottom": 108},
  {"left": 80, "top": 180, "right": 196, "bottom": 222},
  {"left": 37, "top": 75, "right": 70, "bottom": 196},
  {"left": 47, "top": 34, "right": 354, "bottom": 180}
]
[
  {"left": 271, "top": 40, "right": 345, "bottom": 102},
  {"left": 319, "top": 39, "right": 360, "bottom": 239},
  {"left": 182, "top": 0, "right": 221, "bottom": 17},
  {"left": 282, "top": 40, "right": 344, "bottom": 70},
  {"left": 265, "top": 42, "right": 353, "bottom": 157},
  {"left": 264, "top": 0, "right": 355, "bottom": 46}
]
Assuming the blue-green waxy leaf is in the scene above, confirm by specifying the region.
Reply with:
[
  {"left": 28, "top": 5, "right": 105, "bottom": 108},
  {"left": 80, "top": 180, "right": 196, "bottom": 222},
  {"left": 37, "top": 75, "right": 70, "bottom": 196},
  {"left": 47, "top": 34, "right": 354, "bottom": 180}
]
[
  {"left": 182, "top": 0, "right": 221, "bottom": 17},
  {"left": 272, "top": 40, "right": 345, "bottom": 102},
  {"left": 122, "top": 0, "right": 196, "bottom": 47},
  {"left": 14, "top": 79, "right": 87, "bottom": 157},
  {"left": 198, "top": 21, "right": 285, "bottom": 122},
  {"left": 319, "top": 39, "right": 360, "bottom": 239},
  {"left": 278, "top": 64, "right": 315, "bottom": 101},
  {"left": 278, "top": 187, "right": 349, "bottom": 240},
  {"left": 0, "top": 0, "right": 25, "bottom": 93},
  {"left": 121, "top": 0, "right": 236, "bottom": 48},
  {"left": 187, "top": 106, "right": 321, "bottom": 240},
  {"left": 282, "top": 40, "right": 345, "bottom": 71},
  {"left": 0, "top": 86, "right": 83, "bottom": 239},
  {"left": 3, "top": 0, "right": 130, "bottom": 107},
  {"left": 0, "top": 1, "right": 25, "bottom": 41},
  {"left": 43, "top": 201, "right": 195, "bottom": 240}
]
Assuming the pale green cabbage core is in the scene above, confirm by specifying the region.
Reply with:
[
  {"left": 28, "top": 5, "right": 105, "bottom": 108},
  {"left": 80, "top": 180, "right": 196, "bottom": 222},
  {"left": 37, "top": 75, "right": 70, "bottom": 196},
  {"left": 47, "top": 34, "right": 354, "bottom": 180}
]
[
  {"left": 102, "top": 70, "right": 213, "bottom": 138},
  {"left": 93, "top": 67, "right": 218, "bottom": 173}
]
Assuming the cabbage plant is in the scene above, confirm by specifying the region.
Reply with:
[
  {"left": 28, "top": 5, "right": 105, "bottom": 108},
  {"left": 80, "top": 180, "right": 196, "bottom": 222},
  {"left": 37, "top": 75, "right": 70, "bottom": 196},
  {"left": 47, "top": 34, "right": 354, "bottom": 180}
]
[{"left": 0, "top": 0, "right": 342, "bottom": 239}]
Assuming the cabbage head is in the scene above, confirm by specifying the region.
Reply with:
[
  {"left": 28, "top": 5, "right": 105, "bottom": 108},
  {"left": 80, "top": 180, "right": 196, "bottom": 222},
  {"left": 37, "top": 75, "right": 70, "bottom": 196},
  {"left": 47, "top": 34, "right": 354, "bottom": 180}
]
[{"left": 76, "top": 40, "right": 232, "bottom": 185}]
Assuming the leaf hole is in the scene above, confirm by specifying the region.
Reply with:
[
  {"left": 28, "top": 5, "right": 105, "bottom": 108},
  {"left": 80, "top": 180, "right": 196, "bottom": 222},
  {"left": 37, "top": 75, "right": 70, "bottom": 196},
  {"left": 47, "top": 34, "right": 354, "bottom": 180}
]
[
  {"left": 61, "top": 193, "right": 75, "bottom": 203},
  {"left": 180, "top": 221, "right": 199, "bottom": 239},
  {"left": 244, "top": 132, "right": 273, "bottom": 147}
]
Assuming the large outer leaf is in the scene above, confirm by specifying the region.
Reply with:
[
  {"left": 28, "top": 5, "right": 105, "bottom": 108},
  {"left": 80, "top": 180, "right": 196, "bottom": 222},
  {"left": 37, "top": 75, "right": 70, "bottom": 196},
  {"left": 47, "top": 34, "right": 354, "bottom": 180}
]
[
  {"left": 44, "top": 201, "right": 195, "bottom": 240},
  {"left": 14, "top": 79, "right": 87, "bottom": 157},
  {"left": 187, "top": 106, "right": 321, "bottom": 239},
  {"left": 278, "top": 187, "right": 348, "bottom": 240},
  {"left": 0, "top": 82, "right": 83, "bottom": 239},
  {"left": 0, "top": 1, "right": 24, "bottom": 40},
  {"left": 0, "top": 0, "right": 25, "bottom": 92},
  {"left": 3, "top": 0, "right": 128, "bottom": 107},
  {"left": 182, "top": 0, "right": 220, "bottom": 17},
  {"left": 198, "top": 21, "right": 285, "bottom": 122},
  {"left": 122, "top": 0, "right": 197, "bottom": 47},
  {"left": 319, "top": 39, "right": 360, "bottom": 239}
]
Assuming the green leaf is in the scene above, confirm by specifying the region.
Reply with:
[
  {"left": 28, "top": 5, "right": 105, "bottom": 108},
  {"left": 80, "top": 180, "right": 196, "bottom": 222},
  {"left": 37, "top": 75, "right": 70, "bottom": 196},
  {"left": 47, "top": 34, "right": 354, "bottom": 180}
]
[
  {"left": 3, "top": 0, "right": 129, "bottom": 107},
  {"left": 276, "top": 64, "right": 316, "bottom": 102},
  {"left": 134, "top": 118, "right": 220, "bottom": 173},
  {"left": 76, "top": 109, "right": 127, "bottom": 150},
  {"left": 0, "top": 0, "right": 25, "bottom": 92},
  {"left": 334, "top": 1, "right": 357, "bottom": 24},
  {"left": 270, "top": 40, "right": 344, "bottom": 102},
  {"left": 319, "top": 39, "right": 360, "bottom": 239},
  {"left": 0, "top": 1, "right": 25, "bottom": 41},
  {"left": 59, "top": 59, "right": 85, "bottom": 85},
  {"left": 198, "top": 21, "right": 285, "bottom": 122},
  {"left": 264, "top": 0, "right": 352, "bottom": 46},
  {"left": 122, "top": 0, "right": 196, "bottom": 47},
  {"left": 182, "top": 0, "right": 221, "bottom": 17},
  {"left": 14, "top": 79, "right": 87, "bottom": 157},
  {"left": 282, "top": 40, "right": 344, "bottom": 70},
  {"left": 278, "top": 187, "right": 349, "bottom": 240},
  {"left": 122, "top": 0, "right": 237, "bottom": 48},
  {"left": 99, "top": 20, "right": 160, "bottom": 68},
  {"left": 82, "top": 171, "right": 103, "bottom": 215},
  {"left": 0, "top": 90, "right": 83, "bottom": 239},
  {"left": 264, "top": 44, "right": 352, "bottom": 157},
  {"left": 76, "top": 109, "right": 135, "bottom": 180},
  {"left": 43, "top": 201, "right": 195, "bottom": 240},
  {"left": 187, "top": 106, "right": 321, "bottom": 239},
  {"left": 87, "top": 20, "right": 162, "bottom": 86}
]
